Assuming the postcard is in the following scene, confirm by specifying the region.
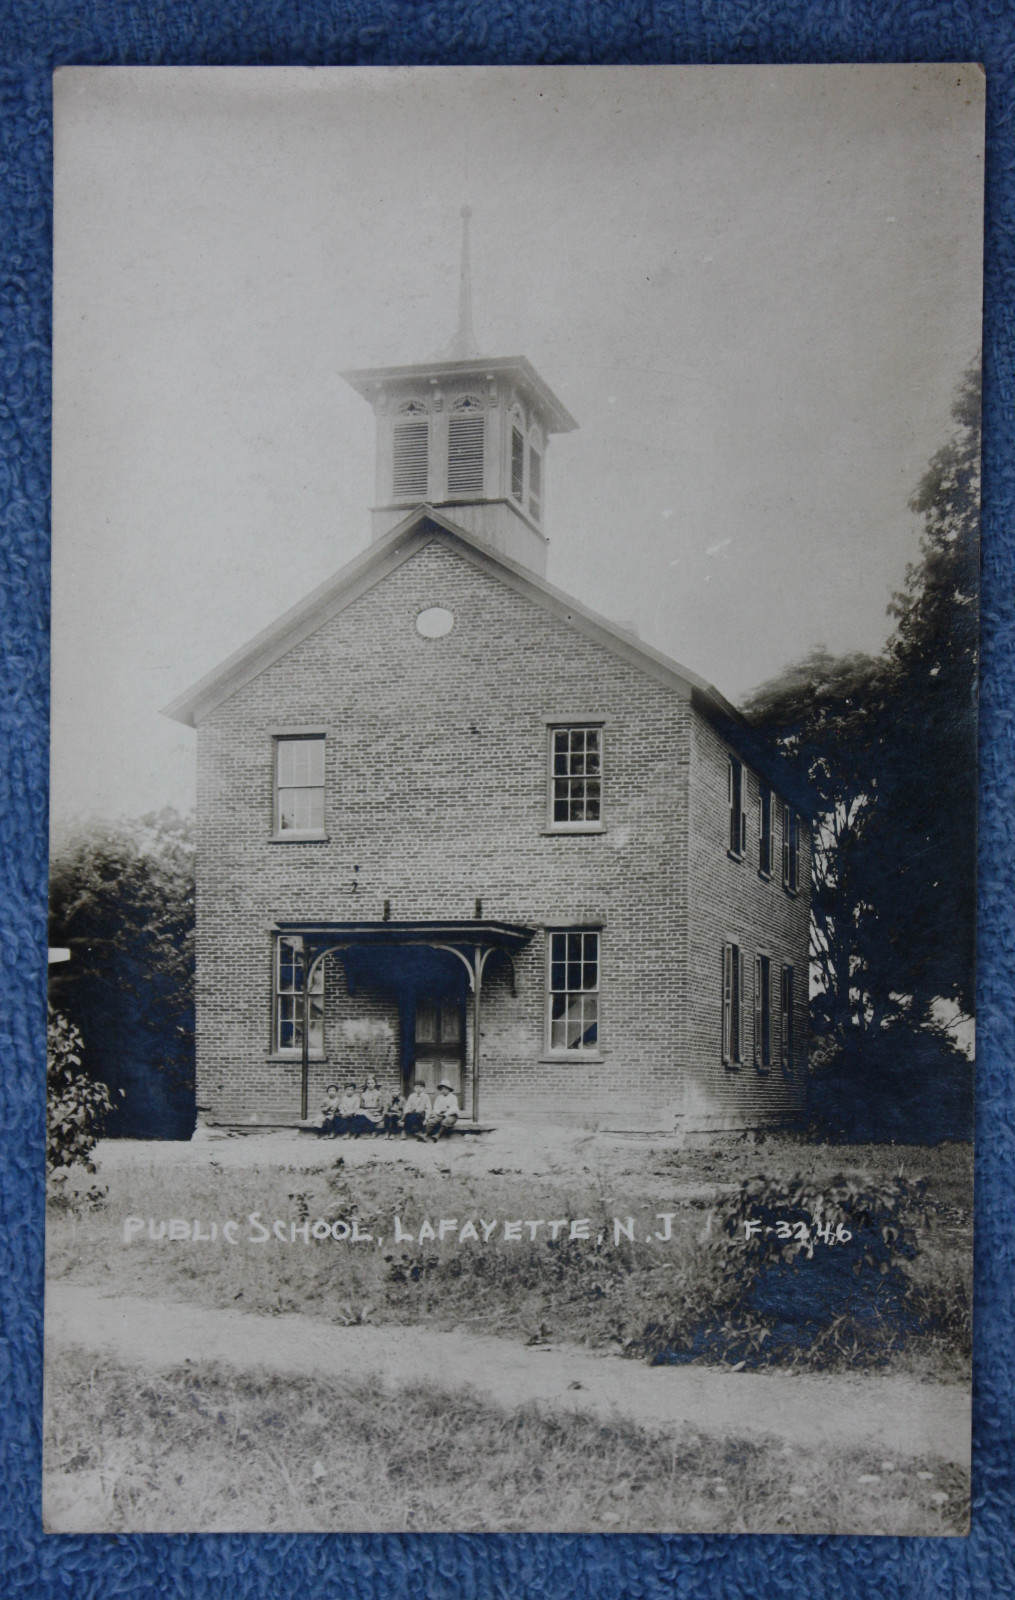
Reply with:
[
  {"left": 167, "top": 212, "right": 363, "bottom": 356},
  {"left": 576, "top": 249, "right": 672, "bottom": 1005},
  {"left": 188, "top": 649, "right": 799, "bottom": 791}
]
[{"left": 44, "top": 64, "right": 982, "bottom": 1534}]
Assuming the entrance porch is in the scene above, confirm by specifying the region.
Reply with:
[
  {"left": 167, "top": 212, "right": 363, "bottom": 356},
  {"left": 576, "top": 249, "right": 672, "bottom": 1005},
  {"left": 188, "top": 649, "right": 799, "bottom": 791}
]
[{"left": 274, "top": 919, "right": 535, "bottom": 1123}]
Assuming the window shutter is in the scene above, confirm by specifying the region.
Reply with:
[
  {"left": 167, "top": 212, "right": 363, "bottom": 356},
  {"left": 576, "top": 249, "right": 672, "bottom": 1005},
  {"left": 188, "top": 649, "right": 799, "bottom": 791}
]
[
  {"left": 721, "top": 944, "right": 732, "bottom": 1063},
  {"left": 781, "top": 965, "right": 793, "bottom": 1071},
  {"left": 741, "top": 783, "right": 748, "bottom": 857},
  {"left": 782, "top": 804, "right": 791, "bottom": 886},
  {"left": 754, "top": 955, "right": 762, "bottom": 1067},
  {"left": 791, "top": 813, "right": 800, "bottom": 893},
  {"left": 448, "top": 413, "right": 485, "bottom": 496},
  {"left": 393, "top": 421, "right": 429, "bottom": 498},
  {"left": 736, "top": 948, "right": 745, "bottom": 1062}
]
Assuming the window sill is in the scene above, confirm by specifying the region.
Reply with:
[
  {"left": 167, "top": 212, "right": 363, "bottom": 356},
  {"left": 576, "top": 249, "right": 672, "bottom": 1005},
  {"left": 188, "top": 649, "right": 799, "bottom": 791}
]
[
  {"left": 727, "top": 849, "right": 744, "bottom": 864},
  {"left": 542, "top": 825, "right": 606, "bottom": 836},
  {"left": 538, "top": 1053, "right": 606, "bottom": 1065},
  {"left": 758, "top": 868, "right": 772, "bottom": 883},
  {"left": 782, "top": 885, "right": 799, "bottom": 899},
  {"left": 266, "top": 1053, "right": 330, "bottom": 1063},
  {"left": 269, "top": 833, "right": 330, "bottom": 844}
]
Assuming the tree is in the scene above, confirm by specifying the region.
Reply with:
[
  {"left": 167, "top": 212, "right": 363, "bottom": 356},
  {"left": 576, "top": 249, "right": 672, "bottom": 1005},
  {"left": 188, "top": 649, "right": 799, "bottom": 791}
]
[
  {"left": 48, "top": 808, "right": 196, "bottom": 1138},
  {"left": 742, "top": 368, "right": 979, "bottom": 1140}
]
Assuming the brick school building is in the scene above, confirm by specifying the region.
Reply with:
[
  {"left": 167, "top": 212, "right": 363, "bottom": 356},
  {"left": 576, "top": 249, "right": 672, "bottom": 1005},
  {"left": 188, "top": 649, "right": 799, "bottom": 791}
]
[{"left": 165, "top": 326, "right": 811, "bottom": 1136}]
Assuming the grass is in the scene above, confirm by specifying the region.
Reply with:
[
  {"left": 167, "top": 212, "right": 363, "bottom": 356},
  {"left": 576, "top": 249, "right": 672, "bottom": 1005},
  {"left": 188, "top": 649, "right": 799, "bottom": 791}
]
[
  {"left": 46, "top": 1134, "right": 973, "bottom": 1381},
  {"left": 44, "top": 1346, "right": 969, "bottom": 1535}
]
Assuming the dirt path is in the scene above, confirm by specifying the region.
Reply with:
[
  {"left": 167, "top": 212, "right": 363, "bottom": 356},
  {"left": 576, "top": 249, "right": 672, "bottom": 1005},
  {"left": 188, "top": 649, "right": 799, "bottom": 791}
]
[{"left": 46, "top": 1282, "right": 970, "bottom": 1466}]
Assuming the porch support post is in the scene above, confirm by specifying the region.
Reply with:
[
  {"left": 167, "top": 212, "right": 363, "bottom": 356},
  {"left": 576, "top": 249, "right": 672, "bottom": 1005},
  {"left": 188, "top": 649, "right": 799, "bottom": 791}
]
[
  {"left": 472, "top": 944, "right": 482, "bottom": 1123},
  {"left": 300, "top": 938, "right": 310, "bottom": 1123}
]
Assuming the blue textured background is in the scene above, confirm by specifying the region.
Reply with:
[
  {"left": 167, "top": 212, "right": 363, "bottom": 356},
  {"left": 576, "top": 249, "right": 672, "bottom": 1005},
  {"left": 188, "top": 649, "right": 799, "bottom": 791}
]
[{"left": 2, "top": 6, "right": 1012, "bottom": 1596}]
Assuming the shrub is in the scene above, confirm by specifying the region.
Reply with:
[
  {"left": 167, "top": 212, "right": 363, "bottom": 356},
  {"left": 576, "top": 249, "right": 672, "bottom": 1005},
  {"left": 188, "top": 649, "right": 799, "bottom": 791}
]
[
  {"left": 47, "top": 1006, "right": 114, "bottom": 1176},
  {"left": 642, "top": 1173, "right": 934, "bottom": 1370}
]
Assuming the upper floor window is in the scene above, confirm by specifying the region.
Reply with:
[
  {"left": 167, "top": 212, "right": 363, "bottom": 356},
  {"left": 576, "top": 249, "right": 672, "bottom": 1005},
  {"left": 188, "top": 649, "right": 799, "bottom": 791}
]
[
  {"left": 549, "top": 725, "right": 602, "bottom": 829},
  {"left": 275, "top": 935, "right": 324, "bottom": 1054},
  {"left": 758, "top": 784, "right": 772, "bottom": 876},
  {"left": 447, "top": 396, "right": 485, "bottom": 496},
  {"left": 275, "top": 735, "right": 325, "bottom": 835},
  {"left": 782, "top": 805, "right": 800, "bottom": 893},
  {"left": 728, "top": 756, "right": 747, "bottom": 857},
  {"left": 548, "top": 929, "right": 600, "bottom": 1053},
  {"left": 722, "top": 942, "right": 745, "bottom": 1066},
  {"left": 392, "top": 404, "right": 429, "bottom": 499}
]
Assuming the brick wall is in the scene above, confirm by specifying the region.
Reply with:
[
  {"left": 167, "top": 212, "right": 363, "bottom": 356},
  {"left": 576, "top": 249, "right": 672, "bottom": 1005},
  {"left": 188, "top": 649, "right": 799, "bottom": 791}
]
[
  {"left": 683, "top": 715, "right": 811, "bottom": 1131},
  {"left": 194, "top": 531, "right": 806, "bottom": 1133}
]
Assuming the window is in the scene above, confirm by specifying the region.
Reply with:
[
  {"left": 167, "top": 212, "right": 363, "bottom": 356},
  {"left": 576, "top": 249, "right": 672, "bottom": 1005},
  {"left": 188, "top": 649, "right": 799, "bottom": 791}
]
[
  {"left": 782, "top": 804, "right": 800, "bottom": 893},
  {"left": 754, "top": 953, "right": 771, "bottom": 1071},
  {"left": 722, "top": 943, "right": 745, "bottom": 1066},
  {"left": 275, "top": 736, "right": 325, "bottom": 834},
  {"left": 780, "top": 965, "right": 794, "bottom": 1073},
  {"left": 448, "top": 398, "right": 485, "bottom": 496},
  {"left": 548, "top": 929, "right": 599, "bottom": 1052},
  {"left": 758, "top": 784, "right": 772, "bottom": 876},
  {"left": 549, "top": 725, "right": 602, "bottom": 827},
  {"left": 392, "top": 419, "right": 429, "bottom": 499},
  {"left": 511, "top": 425, "right": 525, "bottom": 502},
  {"left": 728, "top": 756, "right": 747, "bottom": 857},
  {"left": 275, "top": 936, "right": 324, "bottom": 1054},
  {"left": 528, "top": 444, "right": 542, "bottom": 522}
]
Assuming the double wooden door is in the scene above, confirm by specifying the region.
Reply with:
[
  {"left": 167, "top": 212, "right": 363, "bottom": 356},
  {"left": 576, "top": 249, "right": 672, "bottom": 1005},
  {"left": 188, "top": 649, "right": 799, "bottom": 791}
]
[{"left": 411, "top": 997, "right": 464, "bottom": 1099}]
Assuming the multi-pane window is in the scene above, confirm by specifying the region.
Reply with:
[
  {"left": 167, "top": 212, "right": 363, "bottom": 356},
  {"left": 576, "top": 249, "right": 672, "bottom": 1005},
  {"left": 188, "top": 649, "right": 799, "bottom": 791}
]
[
  {"left": 758, "top": 785, "right": 772, "bottom": 876},
  {"left": 511, "top": 426, "right": 525, "bottom": 502},
  {"left": 448, "top": 398, "right": 485, "bottom": 496},
  {"left": 728, "top": 756, "right": 747, "bottom": 857},
  {"left": 275, "top": 736, "right": 325, "bottom": 834},
  {"left": 782, "top": 804, "right": 800, "bottom": 893},
  {"left": 722, "top": 942, "right": 745, "bottom": 1066},
  {"left": 392, "top": 419, "right": 429, "bottom": 499},
  {"left": 780, "top": 964, "right": 794, "bottom": 1072},
  {"left": 528, "top": 445, "right": 542, "bottom": 522},
  {"left": 548, "top": 930, "right": 600, "bottom": 1052},
  {"left": 550, "top": 725, "right": 602, "bottom": 827},
  {"left": 275, "top": 936, "right": 324, "bottom": 1054},
  {"left": 754, "top": 953, "right": 771, "bottom": 1071}
]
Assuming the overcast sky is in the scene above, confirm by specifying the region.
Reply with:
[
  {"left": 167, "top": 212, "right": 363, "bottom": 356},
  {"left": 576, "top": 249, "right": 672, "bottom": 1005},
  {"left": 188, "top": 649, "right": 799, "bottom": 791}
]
[{"left": 50, "top": 64, "right": 984, "bottom": 837}]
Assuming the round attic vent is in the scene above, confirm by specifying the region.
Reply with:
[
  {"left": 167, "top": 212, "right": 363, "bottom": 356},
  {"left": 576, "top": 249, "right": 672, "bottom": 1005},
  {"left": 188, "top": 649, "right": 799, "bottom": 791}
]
[{"left": 415, "top": 607, "right": 455, "bottom": 639}]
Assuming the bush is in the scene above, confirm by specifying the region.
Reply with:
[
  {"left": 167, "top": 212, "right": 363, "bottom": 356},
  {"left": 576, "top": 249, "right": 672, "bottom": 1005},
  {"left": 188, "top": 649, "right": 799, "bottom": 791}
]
[
  {"left": 47, "top": 1006, "right": 114, "bottom": 1175},
  {"left": 642, "top": 1172, "right": 936, "bottom": 1370}
]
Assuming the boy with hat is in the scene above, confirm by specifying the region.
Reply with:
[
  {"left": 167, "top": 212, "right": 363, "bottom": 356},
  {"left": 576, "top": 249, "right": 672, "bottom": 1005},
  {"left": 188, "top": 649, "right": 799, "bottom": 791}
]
[{"left": 426, "top": 1080, "right": 460, "bottom": 1141}]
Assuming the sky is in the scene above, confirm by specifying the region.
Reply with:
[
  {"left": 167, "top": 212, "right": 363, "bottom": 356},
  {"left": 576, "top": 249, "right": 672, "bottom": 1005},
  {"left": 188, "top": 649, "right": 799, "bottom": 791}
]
[{"left": 50, "top": 65, "right": 984, "bottom": 837}]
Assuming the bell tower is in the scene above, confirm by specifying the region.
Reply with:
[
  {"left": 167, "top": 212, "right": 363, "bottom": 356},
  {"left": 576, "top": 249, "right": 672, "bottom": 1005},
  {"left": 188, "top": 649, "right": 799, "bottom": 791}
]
[{"left": 341, "top": 208, "right": 577, "bottom": 577}]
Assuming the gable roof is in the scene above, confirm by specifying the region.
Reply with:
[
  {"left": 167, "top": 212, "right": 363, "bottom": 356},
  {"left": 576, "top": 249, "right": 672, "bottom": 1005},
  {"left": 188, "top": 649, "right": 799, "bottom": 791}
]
[{"left": 161, "top": 507, "right": 813, "bottom": 813}]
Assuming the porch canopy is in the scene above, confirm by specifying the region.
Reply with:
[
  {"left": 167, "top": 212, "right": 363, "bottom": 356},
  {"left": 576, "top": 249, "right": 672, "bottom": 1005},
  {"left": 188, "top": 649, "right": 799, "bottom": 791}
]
[{"left": 274, "top": 919, "right": 535, "bottom": 1122}]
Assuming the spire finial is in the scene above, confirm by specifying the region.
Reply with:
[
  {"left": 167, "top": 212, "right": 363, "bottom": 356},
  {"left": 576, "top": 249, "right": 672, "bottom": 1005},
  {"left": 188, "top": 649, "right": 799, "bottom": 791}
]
[{"left": 451, "top": 205, "right": 479, "bottom": 359}]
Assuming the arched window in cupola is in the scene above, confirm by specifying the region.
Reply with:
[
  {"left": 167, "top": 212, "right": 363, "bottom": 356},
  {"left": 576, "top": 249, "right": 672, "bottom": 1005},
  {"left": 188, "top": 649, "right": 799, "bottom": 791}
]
[
  {"left": 528, "top": 426, "right": 543, "bottom": 524},
  {"left": 447, "top": 394, "right": 486, "bottom": 497},
  {"left": 509, "top": 406, "right": 526, "bottom": 506},
  {"left": 392, "top": 399, "right": 430, "bottom": 499}
]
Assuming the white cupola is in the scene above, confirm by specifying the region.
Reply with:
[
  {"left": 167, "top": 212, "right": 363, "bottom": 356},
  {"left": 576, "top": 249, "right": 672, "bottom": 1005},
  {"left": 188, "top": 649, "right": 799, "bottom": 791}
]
[{"left": 341, "top": 208, "right": 577, "bottom": 577}]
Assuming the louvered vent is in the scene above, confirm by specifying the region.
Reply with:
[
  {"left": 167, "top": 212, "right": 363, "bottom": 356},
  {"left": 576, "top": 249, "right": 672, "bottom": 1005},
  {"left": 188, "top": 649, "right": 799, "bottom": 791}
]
[
  {"left": 392, "top": 421, "right": 429, "bottom": 498},
  {"left": 447, "top": 414, "right": 485, "bottom": 496}
]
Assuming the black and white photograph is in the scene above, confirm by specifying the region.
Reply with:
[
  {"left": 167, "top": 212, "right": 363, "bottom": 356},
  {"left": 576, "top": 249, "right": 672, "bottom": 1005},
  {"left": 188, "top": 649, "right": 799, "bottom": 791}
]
[{"left": 44, "top": 63, "right": 982, "bottom": 1535}]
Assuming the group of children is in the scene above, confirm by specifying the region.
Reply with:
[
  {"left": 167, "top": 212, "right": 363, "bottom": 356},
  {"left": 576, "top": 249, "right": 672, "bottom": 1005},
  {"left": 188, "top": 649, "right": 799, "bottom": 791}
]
[{"left": 318, "top": 1075, "right": 461, "bottom": 1142}]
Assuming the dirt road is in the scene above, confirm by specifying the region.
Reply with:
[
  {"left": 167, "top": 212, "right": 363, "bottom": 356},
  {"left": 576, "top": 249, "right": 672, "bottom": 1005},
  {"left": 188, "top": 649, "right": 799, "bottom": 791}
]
[{"left": 46, "top": 1281, "right": 970, "bottom": 1466}]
